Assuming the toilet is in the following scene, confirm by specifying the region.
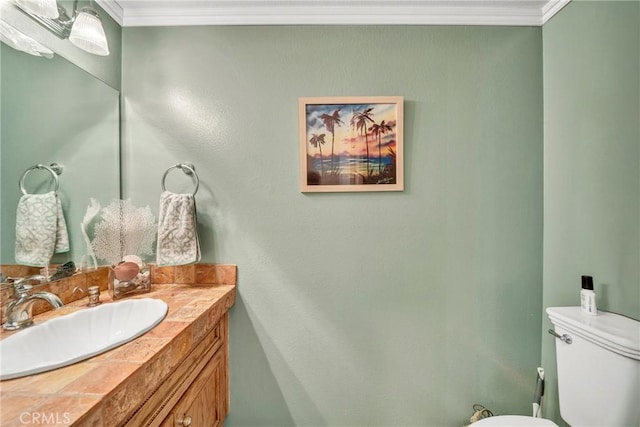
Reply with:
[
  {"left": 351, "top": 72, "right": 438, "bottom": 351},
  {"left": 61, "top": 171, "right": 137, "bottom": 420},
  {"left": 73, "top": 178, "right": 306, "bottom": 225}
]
[{"left": 472, "top": 306, "right": 640, "bottom": 426}]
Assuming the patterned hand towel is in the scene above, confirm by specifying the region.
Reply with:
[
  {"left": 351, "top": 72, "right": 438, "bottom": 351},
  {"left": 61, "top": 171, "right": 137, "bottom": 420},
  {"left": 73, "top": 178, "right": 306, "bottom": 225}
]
[
  {"left": 156, "top": 191, "right": 201, "bottom": 266},
  {"left": 15, "top": 191, "right": 69, "bottom": 267}
]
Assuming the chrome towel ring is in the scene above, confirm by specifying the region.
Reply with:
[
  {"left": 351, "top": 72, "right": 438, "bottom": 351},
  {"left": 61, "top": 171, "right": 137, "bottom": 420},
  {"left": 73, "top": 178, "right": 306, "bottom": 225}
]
[
  {"left": 19, "top": 163, "right": 63, "bottom": 195},
  {"left": 161, "top": 163, "right": 199, "bottom": 196}
]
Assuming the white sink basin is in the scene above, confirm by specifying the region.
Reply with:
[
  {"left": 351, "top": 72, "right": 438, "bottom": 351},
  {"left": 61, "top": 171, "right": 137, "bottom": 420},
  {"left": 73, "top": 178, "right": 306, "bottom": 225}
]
[{"left": 0, "top": 298, "right": 168, "bottom": 380}]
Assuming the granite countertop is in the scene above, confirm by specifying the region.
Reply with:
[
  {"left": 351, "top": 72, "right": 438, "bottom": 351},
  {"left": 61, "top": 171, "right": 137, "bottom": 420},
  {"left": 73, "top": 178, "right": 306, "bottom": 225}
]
[{"left": 0, "top": 282, "right": 236, "bottom": 426}]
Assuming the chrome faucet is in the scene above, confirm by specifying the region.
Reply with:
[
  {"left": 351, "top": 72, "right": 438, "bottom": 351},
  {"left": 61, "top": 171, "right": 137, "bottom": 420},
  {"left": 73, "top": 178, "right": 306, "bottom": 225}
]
[{"left": 2, "top": 275, "right": 64, "bottom": 330}]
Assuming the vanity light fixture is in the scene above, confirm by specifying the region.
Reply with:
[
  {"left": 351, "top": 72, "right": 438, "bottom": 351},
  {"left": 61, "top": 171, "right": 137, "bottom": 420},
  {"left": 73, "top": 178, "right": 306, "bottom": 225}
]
[
  {"left": 68, "top": 7, "right": 108, "bottom": 55},
  {"left": 12, "top": 0, "right": 109, "bottom": 56},
  {"left": 13, "top": 0, "right": 58, "bottom": 19},
  {"left": 0, "top": 20, "right": 54, "bottom": 58}
]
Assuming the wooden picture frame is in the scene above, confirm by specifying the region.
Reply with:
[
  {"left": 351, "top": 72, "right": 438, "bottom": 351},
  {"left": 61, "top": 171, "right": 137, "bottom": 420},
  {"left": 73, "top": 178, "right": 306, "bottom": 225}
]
[{"left": 299, "top": 96, "right": 404, "bottom": 192}]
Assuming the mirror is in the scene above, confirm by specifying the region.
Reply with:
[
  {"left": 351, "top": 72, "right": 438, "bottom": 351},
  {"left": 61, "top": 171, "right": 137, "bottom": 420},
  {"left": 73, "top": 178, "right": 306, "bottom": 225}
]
[{"left": 0, "top": 43, "right": 120, "bottom": 271}]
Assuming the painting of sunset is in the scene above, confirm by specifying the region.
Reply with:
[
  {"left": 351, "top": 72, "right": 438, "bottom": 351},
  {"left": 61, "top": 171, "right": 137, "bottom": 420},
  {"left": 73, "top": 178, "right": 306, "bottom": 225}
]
[{"left": 299, "top": 96, "right": 403, "bottom": 192}]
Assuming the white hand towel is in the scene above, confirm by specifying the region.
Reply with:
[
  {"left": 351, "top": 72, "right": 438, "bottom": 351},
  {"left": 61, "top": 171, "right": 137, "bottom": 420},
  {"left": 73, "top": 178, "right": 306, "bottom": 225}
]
[
  {"left": 156, "top": 191, "right": 201, "bottom": 266},
  {"left": 15, "top": 191, "right": 69, "bottom": 267}
]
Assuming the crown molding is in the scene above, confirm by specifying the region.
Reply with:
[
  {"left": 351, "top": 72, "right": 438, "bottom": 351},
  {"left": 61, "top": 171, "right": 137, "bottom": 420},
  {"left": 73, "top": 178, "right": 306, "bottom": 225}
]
[
  {"left": 541, "top": 0, "right": 571, "bottom": 24},
  {"left": 95, "top": 0, "right": 124, "bottom": 24},
  {"left": 99, "top": 1, "right": 571, "bottom": 28}
]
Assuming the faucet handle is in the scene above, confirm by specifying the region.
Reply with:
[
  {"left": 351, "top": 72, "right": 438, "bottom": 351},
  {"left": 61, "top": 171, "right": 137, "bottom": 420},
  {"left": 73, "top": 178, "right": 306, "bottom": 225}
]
[
  {"left": 87, "top": 286, "right": 101, "bottom": 306},
  {"left": 12, "top": 275, "right": 47, "bottom": 298},
  {"left": 13, "top": 283, "right": 33, "bottom": 297},
  {"left": 73, "top": 285, "right": 101, "bottom": 307}
]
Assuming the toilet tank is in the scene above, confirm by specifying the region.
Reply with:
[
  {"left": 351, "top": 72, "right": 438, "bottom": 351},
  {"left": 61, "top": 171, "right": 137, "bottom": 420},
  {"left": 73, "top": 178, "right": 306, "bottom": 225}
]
[{"left": 546, "top": 307, "right": 640, "bottom": 426}]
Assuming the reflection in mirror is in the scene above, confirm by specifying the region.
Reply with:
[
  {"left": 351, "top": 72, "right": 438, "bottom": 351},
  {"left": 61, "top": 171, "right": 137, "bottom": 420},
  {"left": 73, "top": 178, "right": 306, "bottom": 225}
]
[{"left": 0, "top": 42, "right": 120, "bottom": 276}]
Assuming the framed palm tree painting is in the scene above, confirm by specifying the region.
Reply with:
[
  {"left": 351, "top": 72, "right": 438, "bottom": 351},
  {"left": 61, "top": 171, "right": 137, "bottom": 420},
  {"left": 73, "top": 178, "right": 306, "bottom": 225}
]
[{"left": 299, "top": 96, "right": 404, "bottom": 192}]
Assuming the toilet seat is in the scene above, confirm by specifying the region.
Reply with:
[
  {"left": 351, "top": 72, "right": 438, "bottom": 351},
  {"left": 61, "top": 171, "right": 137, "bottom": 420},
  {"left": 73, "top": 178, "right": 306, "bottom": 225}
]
[{"left": 470, "top": 415, "right": 559, "bottom": 426}]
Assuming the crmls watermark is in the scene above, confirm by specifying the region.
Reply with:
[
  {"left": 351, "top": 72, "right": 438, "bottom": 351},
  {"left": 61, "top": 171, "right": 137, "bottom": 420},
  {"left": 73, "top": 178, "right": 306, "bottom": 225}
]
[{"left": 19, "top": 412, "right": 71, "bottom": 425}]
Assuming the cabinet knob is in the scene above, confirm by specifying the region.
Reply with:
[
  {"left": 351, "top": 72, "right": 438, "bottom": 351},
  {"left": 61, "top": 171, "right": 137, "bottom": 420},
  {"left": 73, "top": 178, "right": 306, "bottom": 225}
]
[{"left": 178, "top": 415, "right": 192, "bottom": 426}]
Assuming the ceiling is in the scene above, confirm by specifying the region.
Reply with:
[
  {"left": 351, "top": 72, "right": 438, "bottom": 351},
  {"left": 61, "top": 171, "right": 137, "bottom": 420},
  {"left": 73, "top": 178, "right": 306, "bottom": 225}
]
[{"left": 96, "top": 0, "right": 571, "bottom": 27}]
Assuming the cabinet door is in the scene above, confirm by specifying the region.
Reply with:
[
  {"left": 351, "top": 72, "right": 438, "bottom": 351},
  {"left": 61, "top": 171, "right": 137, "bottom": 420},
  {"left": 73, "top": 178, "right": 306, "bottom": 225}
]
[{"left": 169, "top": 349, "right": 227, "bottom": 427}]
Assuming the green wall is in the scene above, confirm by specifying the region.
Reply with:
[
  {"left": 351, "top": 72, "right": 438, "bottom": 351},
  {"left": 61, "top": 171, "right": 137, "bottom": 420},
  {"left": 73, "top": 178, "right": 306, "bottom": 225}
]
[
  {"left": 122, "top": 25, "right": 543, "bottom": 425},
  {"left": 542, "top": 1, "right": 640, "bottom": 424}
]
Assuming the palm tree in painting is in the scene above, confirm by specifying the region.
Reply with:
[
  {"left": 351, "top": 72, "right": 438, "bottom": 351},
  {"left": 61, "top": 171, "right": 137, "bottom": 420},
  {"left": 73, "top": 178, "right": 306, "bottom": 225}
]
[
  {"left": 350, "top": 108, "right": 375, "bottom": 176},
  {"left": 320, "top": 109, "right": 343, "bottom": 173},
  {"left": 369, "top": 120, "right": 394, "bottom": 175},
  {"left": 309, "top": 133, "right": 327, "bottom": 175},
  {"left": 385, "top": 147, "right": 397, "bottom": 182}
]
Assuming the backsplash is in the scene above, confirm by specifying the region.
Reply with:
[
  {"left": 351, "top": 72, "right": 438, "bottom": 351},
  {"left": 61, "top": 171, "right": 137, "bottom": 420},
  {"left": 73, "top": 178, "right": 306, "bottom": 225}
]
[
  {"left": 150, "top": 264, "right": 237, "bottom": 285},
  {"left": 0, "top": 264, "right": 237, "bottom": 321}
]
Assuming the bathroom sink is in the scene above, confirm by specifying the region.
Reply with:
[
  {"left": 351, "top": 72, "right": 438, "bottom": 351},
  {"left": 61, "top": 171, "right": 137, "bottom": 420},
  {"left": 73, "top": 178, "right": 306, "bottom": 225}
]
[{"left": 0, "top": 298, "right": 168, "bottom": 380}]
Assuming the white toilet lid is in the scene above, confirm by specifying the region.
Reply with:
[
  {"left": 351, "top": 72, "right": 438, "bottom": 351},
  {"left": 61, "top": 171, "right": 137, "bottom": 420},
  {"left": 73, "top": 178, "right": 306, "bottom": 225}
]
[{"left": 471, "top": 415, "right": 558, "bottom": 426}]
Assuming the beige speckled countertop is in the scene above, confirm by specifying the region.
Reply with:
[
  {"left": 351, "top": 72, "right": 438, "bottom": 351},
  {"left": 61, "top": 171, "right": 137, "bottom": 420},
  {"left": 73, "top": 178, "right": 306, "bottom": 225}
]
[{"left": 0, "top": 264, "right": 236, "bottom": 427}]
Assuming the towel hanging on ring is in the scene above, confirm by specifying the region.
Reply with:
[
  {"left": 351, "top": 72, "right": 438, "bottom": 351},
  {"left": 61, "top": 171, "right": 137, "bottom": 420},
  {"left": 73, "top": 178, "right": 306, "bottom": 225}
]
[
  {"left": 156, "top": 191, "right": 201, "bottom": 266},
  {"left": 15, "top": 191, "right": 69, "bottom": 266},
  {"left": 156, "top": 163, "right": 201, "bottom": 266}
]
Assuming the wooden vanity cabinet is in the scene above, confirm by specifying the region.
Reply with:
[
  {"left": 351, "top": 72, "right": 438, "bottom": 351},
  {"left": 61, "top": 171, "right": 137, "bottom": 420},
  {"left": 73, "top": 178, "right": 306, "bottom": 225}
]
[
  {"left": 163, "top": 349, "right": 227, "bottom": 426},
  {"left": 125, "top": 313, "right": 230, "bottom": 427}
]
